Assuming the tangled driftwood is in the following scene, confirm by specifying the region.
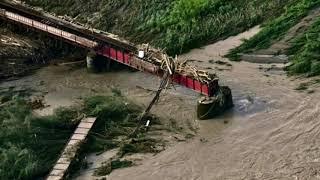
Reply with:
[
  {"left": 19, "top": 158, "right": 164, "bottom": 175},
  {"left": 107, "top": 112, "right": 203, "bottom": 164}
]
[
  {"left": 10, "top": 1, "right": 218, "bottom": 84},
  {"left": 139, "top": 44, "right": 217, "bottom": 84}
]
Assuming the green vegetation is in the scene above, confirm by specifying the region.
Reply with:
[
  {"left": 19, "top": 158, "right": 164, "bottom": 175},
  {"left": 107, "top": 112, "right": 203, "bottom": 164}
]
[
  {"left": 226, "top": 0, "right": 320, "bottom": 77},
  {"left": 0, "top": 87, "right": 32, "bottom": 103},
  {"left": 82, "top": 94, "right": 141, "bottom": 153},
  {"left": 83, "top": 94, "right": 163, "bottom": 154},
  {"left": 68, "top": 94, "right": 164, "bottom": 177},
  {"left": 17, "top": 0, "right": 320, "bottom": 76},
  {"left": 0, "top": 92, "right": 80, "bottom": 180},
  {"left": 0, "top": 88, "right": 165, "bottom": 179},
  {"left": 227, "top": 0, "right": 320, "bottom": 60},
  {"left": 23, "top": 0, "right": 297, "bottom": 55},
  {"left": 288, "top": 17, "right": 320, "bottom": 76},
  {"left": 141, "top": 0, "right": 299, "bottom": 55}
]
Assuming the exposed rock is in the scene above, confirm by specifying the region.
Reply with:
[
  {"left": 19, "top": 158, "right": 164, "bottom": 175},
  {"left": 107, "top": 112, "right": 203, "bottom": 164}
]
[{"left": 240, "top": 54, "right": 289, "bottom": 64}]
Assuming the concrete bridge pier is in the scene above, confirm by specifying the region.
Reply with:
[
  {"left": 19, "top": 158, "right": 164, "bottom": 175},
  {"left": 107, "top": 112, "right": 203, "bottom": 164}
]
[
  {"left": 86, "top": 51, "right": 96, "bottom": 72},
  {"left": 86, "top": 51, "right": 111, "bottom": 73},
  {"left": 197, "top": 86, "right": 233, "bottom": 120}
]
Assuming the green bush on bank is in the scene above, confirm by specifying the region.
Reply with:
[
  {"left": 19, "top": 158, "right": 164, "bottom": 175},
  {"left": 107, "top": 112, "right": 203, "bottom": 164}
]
[
  {"left": 225, "top": 0, "right": 320, "bottom": 76},
  {"left": 227, "top": 0, "right": 320, "bottom": 60},
  {"left": 288, "top": 17, "right": 320, "bottom": 76},
  {"left": 0, "top": 97, "right": 80, "bottom": 180},
  {"left": 83, "top": 94, "right": 162, "bottom": 154}
]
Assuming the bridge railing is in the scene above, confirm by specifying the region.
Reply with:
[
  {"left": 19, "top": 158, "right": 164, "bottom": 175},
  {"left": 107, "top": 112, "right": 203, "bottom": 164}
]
[
  {"left": 1, "top": 7, "right": 218, "bottom": 97},
  {"left": 4, "top": 10, "right": 98, "bottom": 49}
]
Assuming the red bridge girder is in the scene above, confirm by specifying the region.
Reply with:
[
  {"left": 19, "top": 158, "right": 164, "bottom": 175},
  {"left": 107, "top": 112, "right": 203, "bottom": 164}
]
[{"left": 0, "top": 2, "right": 218, "bottom": 97}]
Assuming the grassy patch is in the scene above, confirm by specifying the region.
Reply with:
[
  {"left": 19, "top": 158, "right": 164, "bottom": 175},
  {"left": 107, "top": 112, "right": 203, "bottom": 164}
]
[
  {"left": 287, "top": 17, "right": 320, "bottom": 76},
  {"left": 82, "top": 94, "right": 163, "bottom": 154},
  {"left": 69, "top": 94, "right": 165, "bottom": 177},
  {"left": 226, "top": 0, "right": 320, "bottom": 77},
  {"left": 0, "top": 89, "right": 165, "bottom": 179},
  {"left": 0, "top": 94, "right": 80, "bottom": 180},
  {"left": 227, "top": 0, "right": 320, "bottom": 60},
  {"left": 0, "top": 87, "right": 33, "bottom": 104},
  {"left": 23, "top": 0, "right": 297, "bottom": 55},
  {"left": 83, "top": 95, "right": 141, "bottom": 151}
]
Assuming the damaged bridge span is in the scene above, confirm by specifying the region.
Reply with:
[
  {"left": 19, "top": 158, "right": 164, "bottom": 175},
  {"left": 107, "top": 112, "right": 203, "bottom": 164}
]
[{"left": 0, "top": 0, "right": 233, "bottom": 119}]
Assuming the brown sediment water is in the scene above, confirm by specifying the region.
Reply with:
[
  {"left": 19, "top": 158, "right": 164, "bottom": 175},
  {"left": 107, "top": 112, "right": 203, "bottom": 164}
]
[
  {"left": 106, "top": 26, "right": 320, "bottom": 179},
  {"left": 1, "top": 25, "right": 320, "bottom": 179}
]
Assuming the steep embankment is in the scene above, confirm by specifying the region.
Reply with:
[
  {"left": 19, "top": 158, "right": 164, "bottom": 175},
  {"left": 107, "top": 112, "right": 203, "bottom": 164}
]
[
  {"left": 0, "top": 25, "right": 42, "bottom": 80},
  {"left": 22, "top": 0, "right": 298, "bottom": 55},
  {"left": 227, "top": 0, "right": 320, "bottom": 76},
  {"left": 0, "top": 21, "right": 86, "bottom": 81}
]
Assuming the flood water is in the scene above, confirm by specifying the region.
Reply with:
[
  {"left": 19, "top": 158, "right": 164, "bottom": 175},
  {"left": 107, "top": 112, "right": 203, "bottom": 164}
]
[
  {"left": 107, "top": 26, "right": 320, "bottom": 180},
  {"left": 1, "top": 25, "right": 320, "bottom": 179}
]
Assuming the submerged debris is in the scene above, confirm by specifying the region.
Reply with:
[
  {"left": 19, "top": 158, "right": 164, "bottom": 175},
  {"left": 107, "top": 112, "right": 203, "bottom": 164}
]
[
  {"left": 83, "top": 94, "right": 164, "bottom": 153},
  {"left": 94, "top": 159, "right": 133, "bottom": 176},
  {"left": 119, "top": 138, "right": 165, "bottom": 157}
]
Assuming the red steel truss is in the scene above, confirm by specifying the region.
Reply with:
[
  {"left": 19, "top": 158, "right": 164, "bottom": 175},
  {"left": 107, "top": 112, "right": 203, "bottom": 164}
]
[{"left": 0, "top": 2, "right": 218, "bottom": 97}]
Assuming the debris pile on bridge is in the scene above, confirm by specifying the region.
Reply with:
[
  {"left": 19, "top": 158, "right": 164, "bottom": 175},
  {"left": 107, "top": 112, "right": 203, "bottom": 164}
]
[
  {"left": 3, "top": 0, "right": 218, "bottom": 85},
  {"left": 1, "top": 0, "right": 234, "bottom": 120},
  {"left": 139, "top": 44, "right": 218, "bottom": 84}
]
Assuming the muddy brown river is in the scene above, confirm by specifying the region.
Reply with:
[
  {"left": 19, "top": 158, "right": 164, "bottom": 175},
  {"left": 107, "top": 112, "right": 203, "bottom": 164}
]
[
  {"left": 1, "top": 26, "right": 320, "bottom": 179},
  {"left": 109, "top": 26, "right": 320, "bottom": 180}
]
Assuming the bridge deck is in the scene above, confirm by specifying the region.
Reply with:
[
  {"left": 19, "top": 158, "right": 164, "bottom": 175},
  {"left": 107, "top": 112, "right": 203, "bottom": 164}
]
[
  {"left": 46, "top": 117, "right": 97, "bottom": 180},
  {"left": 0, "top": 1, "right": 218, "bottom": 97}
]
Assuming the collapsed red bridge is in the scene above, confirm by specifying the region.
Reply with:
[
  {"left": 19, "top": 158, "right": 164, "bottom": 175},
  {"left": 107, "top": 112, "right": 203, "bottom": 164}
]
[{"left": 0, "top": 1, "right": 218, "bottom": 97}]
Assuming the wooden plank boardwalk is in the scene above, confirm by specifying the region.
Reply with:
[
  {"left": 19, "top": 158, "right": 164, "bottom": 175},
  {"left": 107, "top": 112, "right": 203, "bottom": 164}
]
[{"left": 46, "top": 117, "right": 97, "bottom": 180}]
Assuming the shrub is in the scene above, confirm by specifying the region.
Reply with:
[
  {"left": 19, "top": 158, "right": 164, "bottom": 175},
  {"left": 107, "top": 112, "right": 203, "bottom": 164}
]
[
  {"left": 288, "top": 16, "right": 320, "bottom": 75},
  {"left": 0, "top": 96, "right": 79, "bottom": 179},
  {"left": 227, "top": 0, "right": 320, "bottom": 60},
  {"left": 0, "top": 145, "right": 38, "bottom": 180}
]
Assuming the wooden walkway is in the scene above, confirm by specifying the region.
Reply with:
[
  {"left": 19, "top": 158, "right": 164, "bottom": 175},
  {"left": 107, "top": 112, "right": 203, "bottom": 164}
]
[{"left": 47, "top": 117, "right": 97, "bottom": 180}]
